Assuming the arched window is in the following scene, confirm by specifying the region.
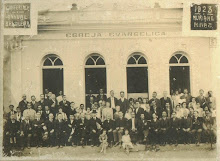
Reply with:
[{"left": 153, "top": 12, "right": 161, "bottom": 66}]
[
  {"left": 169, "top": 52, "right": 190, "bottom": 95},
  {"left": 85, "top": 54, "right": 106, "bottom": 104},
  {"left": 127, "top": 52, "right": 148, "bottom": 95},
  {"left": 42, "top": 54, "right": 63, "bottom": 96}
]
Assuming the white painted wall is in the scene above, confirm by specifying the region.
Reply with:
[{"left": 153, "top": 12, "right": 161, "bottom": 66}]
[{"left": 6, "top": 35, "right": 212, "bottom": 111}]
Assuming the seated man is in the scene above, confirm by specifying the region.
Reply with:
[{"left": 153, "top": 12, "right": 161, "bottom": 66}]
[
  {"left": 126, "top": 112, "right": 138, "bottom": 144},
  {"left": 5, "top": 114, "right": 20, "bottom": 149},
  {"left": 168, "top": 112, "right": 181, "bottom": 146},
  {"left": 55, "top": 113, "right": 67, "bottom": 148},
  {"left": 203, "top": 110, "right": 216, "bottom": 144},
  {"left": 159, "top": 111, "right": 170, "bottom": 146},
  {"left": 148, "top": 113, "right": 160, "bottom": 151},
  {"left": 76, "top": 114, "right": 89, "bottom": 147},
  {"left": 20, "top": 116, "right": 33, "bottom": 149},
  {"left": 102, "top": 102, "right": 113, "bottom": 122},
  {"left": 33, "top": 113, "right": 45, "bottom": 148},
  {"left": 191, "top": 111, "right": 203, "bottom": 145},
  {"left": 137, "top": 113, "right": 150, "bottom": 144},
  {"left": 45, "top": 113, "right": 55, "bottom": 147},
  {"left": 113, "top": 112, "right": 126, "bottom": 146},
  {"left": 181, "top": 110, "right": 192, "bottom": 144},
  {"left": 90, "top": 111, "right": 102, "bottom": 147},
  {"left": 103, "top": 115, "right": 114, "bottom": 147},
  {"left": 67, "top": 114, "right": 77, "bottom": 146}
]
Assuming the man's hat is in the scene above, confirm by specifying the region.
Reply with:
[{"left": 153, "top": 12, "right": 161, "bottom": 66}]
[{"left": 92, "top": 110, "right": 97, "bottom": 114}]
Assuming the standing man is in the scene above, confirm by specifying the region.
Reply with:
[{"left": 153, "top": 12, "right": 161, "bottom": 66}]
[
  {"left": 149, "top": 92, "right": 162, "bottom": 111},
  {"left": 117, "top": 91, "right": 129, "bottom": 115},
  {"left": 18, "top": 94, "right": 28, "bottom": 113},
  {"left": 38, "top": 94, "right": 47, "bottom": 111},
  {"left": 59, "top": 95, "right": 70, "bottom": 114},
  {"left": 134, "top": 101, "right": 145, "bottom": 119},
  {"left": 30, "top": 95, "right": 38, "bottom": 111},
  {"left": 196, "top": 89, "right": 207, "bottom": 109},
  {"left": 23, "top": 102, "right": 36, "bottom": 121},
  {"left": 160, "top": 91, "right": 172, "bottom": 110},
  {"left": 180, "top": 89, "right": 192, "bottom": 105},
  {"left": 56, "top": 91, "right": 63, "bottom": 104},
  {"left": 97, "top": 89, "right": 107, "bottom": 102},
  {"left": 107, "top": 90, "right": 118, "bottom": 112}
]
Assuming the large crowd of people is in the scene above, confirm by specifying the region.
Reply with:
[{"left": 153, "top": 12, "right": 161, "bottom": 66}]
[{"left": 3, "top": 88, "right": 217, "bottom": 155}]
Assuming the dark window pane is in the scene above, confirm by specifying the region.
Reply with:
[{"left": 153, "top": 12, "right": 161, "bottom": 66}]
[
  {"left": 96, "top": 58, "right": 105, "bottom": 65},
  {"left": 133, "top": 55, "right": 140, "bottom": 60},
  {"left": 175, "top": 54, "right": 182, "bottom": 59},
  {"left": 43, "top": 58, "right": 52, "bottom": 66},
  {"left": 86, "top": 58, "right": 95, "bottom": 65},
  {"left": 91, "top": 56, "right": 99, "bottom": 61},
  {"left": 127, "top": 67, "right": 148, "bottom": 93},
  {"left": 43, "top": 68, "right": 63, "bottom": 96},
  {"left": 54, "top": 58, "right": 63, "bottom": 66},
  {"left": 49, "top": 56, "right": 57, "bottom": 62},
  {"left": 169, "top": 56, "right": 178, "bottom": 63},
  {"left": 180, "top": 56, "right": 189, "bottom": 63},
  {"left": 138, "top": 57, "right": 147, "bottom": 64},
  {"left": 169, "top": 66, "right": 190, "bottom": 94},
  {"left": 85, "top": 68, "right": 106, "bottom": 94},
  {"left": 128, "top": 57, "right": 136, "bottom": 64}
]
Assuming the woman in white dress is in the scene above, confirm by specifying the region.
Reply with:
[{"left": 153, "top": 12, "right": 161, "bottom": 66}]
[{"left": 122, "top": 129, "right": 134, "bottom": 154}]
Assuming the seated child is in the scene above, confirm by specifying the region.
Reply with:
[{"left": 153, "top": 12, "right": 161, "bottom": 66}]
[
  {"left": 99, "top": 130, "right": 108, "bottom": 154},
  {"left": 122, "top": 129, "right": 134, "bottom": 154}
]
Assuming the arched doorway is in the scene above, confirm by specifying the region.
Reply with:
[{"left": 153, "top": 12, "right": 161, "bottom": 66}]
[
  {"left": 85, "top": 53, "right": 106, "bottom": 105},
  {"left": 169, "top": 52, "right": 190, "bottom": 95},
  {"left": 127, "top": 52, "right": 148, "bottom": 98},
  {"left": 42, "top": 54, "right": 63, "bottom": 96}
]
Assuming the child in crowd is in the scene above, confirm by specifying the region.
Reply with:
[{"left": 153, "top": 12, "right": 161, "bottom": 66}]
[
  {"left": 122, "top": 129, "right": 134, "bottom": 154},
  {"left": 99, "top": 130, "right": 108, "bottom": 154}
]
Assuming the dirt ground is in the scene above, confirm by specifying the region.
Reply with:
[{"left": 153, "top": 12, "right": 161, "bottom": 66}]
[{"left": 3, "top": 144, "right": 217, "bottom": 161}]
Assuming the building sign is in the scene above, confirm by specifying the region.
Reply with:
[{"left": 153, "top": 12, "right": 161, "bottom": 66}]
[
  {"left": 4, "top": 3, "right": 31, "bottom": 28},
  {"left": 3, "top": 0, "right": 38, "bottom": 35},
  {"left": 65, "top": 31, "right": 170, "bottom": 39},
  {"left": 191, "top": 3, "right": 218, "bottom": 30}
]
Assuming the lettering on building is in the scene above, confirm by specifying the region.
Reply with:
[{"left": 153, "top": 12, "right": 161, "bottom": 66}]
[
  {"left": 191, "top": 3, "right": 217, "bottom": 30},
  {"left": 4, "top": 3, "right": 31, "bottom": 28}
]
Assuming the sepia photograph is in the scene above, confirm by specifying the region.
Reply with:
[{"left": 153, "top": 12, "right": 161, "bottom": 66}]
[{"left": 1, "top": 0, "right": 219, "bottom": 160}]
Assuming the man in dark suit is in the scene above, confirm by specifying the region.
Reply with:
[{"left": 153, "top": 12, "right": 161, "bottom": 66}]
[
  {"left": 67, "top": 102, "right": 77, "bottom": 119},
  {"left": 196, "top": 89, "right": 207, "bottom": 109},
  {"left": 126, "top": 112, "right": 138, "bottom": 144},
  {"left": 18, "top": 94, "right": 28, "bottom": 113},
  {"left": 5, "top": 114, "right": 20, "bottom": 148},
  {"left": 33, "top": 113, "right": 45, "bottom": 147},
  {"left": 149, "top": 92, "right": 161, "bottom": 110},
  {"left": 45, "top": 113, "right": 55, "bottom": 147},
  {"left": 43, "top": 105, "right": 51, "bottom": 121},
  {"left": 134, "top": 101, "right": 145, "bottom": 119},
  {"left": 38, "top": 94, "right": 47, "bottom": 111},
  {"left": 59, "top": 95, "right": 70, "bottom": 114},
  {"left": 30, "top": 95, "right": 39, "bottom": 111},
  {"left": 117, "top": 91, "right": 129, "bottom": 115},
  {"left": 103, "top": 115, "right": 114, "bottom": 146},
  {"left": 20, "top": 115, "right": 33, "bottom": 149},
  {"left": 159, "top": 111, "right": 170, "bottom": 145},
  {"left": 96, "top": 89, "right": 107, "bottom": 102},
  {"left": 168, "top": 112, "right": 181, "bottom": 145},
  {"left": 150, "top": 101, "right": 162, "bottom": 118},
  {"left": 55, "top": 113, "right": 67, "bottom": 148},
  {"left": 113, "top": 112, "right": 126, "bottom": 146},
  {"left": 107, "top": 90, "right": 118, "bottom": 112},
  {"left": 7, "top": 105, "right": 17, "bottom": 120},
  {"left": 90, "top": 111, "right": 102, "bottom": 147},
  {"left": 191, "top": 111, "right": 203, "bottom": 145},
  {"left": 86, "top": 90, "right": 96, "bottom": 108},
  {"left": 137, "top": 113, "right": 150, "bottom": 143},
  {"left": 181, "top": 111, "right": 192, "bottom": 144},
  {"left": 67, "top": 114, "right": 78, "bottom": 146},
  {"left": 48, "top": 94, "right": 58, "bottom": 115},
  {"left": 164, "top": 102, "right": 173, "bottom": 119},
  {"left": 160, "top": 91, "right": 172, "bottom": 110},
  {"left": 180, "top": 89, "right": 192, "bottom": 105}
]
